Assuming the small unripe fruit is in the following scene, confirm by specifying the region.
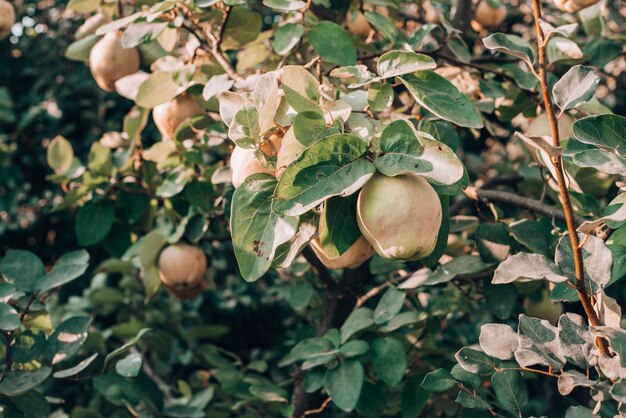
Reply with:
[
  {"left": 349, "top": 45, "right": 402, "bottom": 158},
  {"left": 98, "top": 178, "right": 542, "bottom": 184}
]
[
  {"left": 152, "top": 93, "right": 205, "bottom": 140},
  {"left": 552, "top": 0, "right": 599, "bottom": 13},
  {"left": 357, "top": 172, "right": 442, "bottom": 260},
  {"left": 523, "top": 290, "right": 563, "bottom": 325},
  {"left": 474, "top": 0, "right": 507, "bottom": 30},
  {"left": 158, "top": 243, "right": 207, "bottom": 299},
  {"left": 230, "top": 146, "right": 275, "bottom": 188},
  {"left": 0, "top": 0, "right": 15, "bottom": 40},
  {"left": 89, "top": 31, "right": 140, "bottom": 92},
  {"left": 311, "top": 235, "right": 374, "bottom": 270},
  {"left": 527, "top": 113, "right": 575, "bottom": 140}
]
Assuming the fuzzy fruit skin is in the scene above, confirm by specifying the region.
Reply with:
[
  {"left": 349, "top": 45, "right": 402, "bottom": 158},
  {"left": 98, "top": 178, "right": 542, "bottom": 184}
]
[
  {"left": 0, "top": 0, "right": 15, "bottom": 40},
  {"left": 311, "top": 235, "right": 374, "bottom": 270},
  {"left": 152, "top": 93, "right": 205, "bottom": 140},
  {"left": 89, "top": 31, "right": 140, "bottom": 92},
  {"left": 230, "top": 146, "right": 275, "bottom": 188},
  {"left": 357, "top": 172, "right": 442, "bottom": 260},
  {"left": 527, "top": 113, "right": 575, "bottom": 140},
  {"left": 158, "top": 243, "right": 207, "bottom": 300},
  {"left": 474, "top": 1, "right": 507, "bottom": 30},
  {"left": 553, "top": 0, "right": 599, "bottom": 13}
]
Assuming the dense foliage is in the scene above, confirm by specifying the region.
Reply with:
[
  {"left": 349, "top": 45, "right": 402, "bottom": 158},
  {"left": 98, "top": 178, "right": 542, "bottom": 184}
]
[{"left": 1, "top": 0, "right": 626, "bottom": 417}]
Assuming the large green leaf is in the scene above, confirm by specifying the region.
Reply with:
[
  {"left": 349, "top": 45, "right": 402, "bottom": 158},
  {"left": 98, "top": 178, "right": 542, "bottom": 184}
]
[
  {"left": 376, "top": 51, "right": 436, "bottom": 79},
  {"left": 38, "top": 250, "right": 90, "bottom": 294},
  {"left": 274, "top": 134, "right": 375, "bottom": 216},
  {"left": 0, "top": 368, "right": 52, "bottom": 397},
  {"left": 573, "top": 114, "right": 626, "bottom": 155},
  {"left": 374, "top": 120, "right": 464, "bottom": 185},
  {"left": 308, "top": 22, "right": 356, "bottom": 67},
  {"left": 45, "top": 316, "right": 92, "bottom": 364},
  {"left": 281, "top": 66, "right": 321, "bottom": 114},
  {"left": 0, "top": 303, "right": 20, "bottom": 331},
  {"left": 491, "top": 370, "right": 528, "bottom": 413},
  {"left": 221, "top": 7, "right": 262, "bottom": 50},
  {"left": 272, "top": 23, "right": 304, "bottom": 55},
  {"left": 552, "top": 65, "right": 600, "bottom": 111},
  {"left": 371, "top": 336, "right": 407, "bottom": 386},
  {"left": 324, "top": 359, "right": 364, "bottom": 412},
  {"left": 231, "top": 174, "right": 298, "bottom": 281},
  {"left": 0, "top": 250, "right": 45, "bottom": 293},
  {"left": 75, "top": 200, "right": 115, "bottom": 246},
  {"left": 399, "top": 72, "right": 483, "bottom": 129},
  {"left": 482, "top": 33, "right": 536, "bottom": 66}
]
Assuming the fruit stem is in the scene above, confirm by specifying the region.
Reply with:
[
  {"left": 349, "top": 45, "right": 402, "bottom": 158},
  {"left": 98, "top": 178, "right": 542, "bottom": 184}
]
[{"left": 530, "top": 0, "right": 610, "bottom": 357}]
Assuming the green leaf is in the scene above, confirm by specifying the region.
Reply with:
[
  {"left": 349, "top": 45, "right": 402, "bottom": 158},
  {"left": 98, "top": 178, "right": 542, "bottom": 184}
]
[
  {"left": 565, "top": 406, "right": 596, "bottom": 418},
  {"left": 373, "top": 286, "right": 405, "bottom": 324},
  {"left": 492, "top": 252, "right": 566, "bottom": 284},
  {"left": 67, "top": 0, "right": 100, "bottom": 13},
  {"left": 221, "top": 7, "right": 262, "bottom": 50},
  {"left": 263, "top": 0, "right": 306, "bottom": 11},
  {"left": 136, "top": 71, "right": 190, "bottom": 109},
  {"left": 374, "top": 120, "right": 465, "bottom": 185},
  {"left": 491, "top": 370, "right": 528, "bottom": 413},
  {"left": 281, "top": 66, "right": 321, "bottom": 114},
  {"left": 47, "top": 136, "right": 74, "bottom": 175},
  {"left": 53, "top": 353, "right": 99, "bottom": 378},
  {"left": 122, "top": 22, "right": 167, "bottom": 48},
  {"left": 115, "top": 353, "right": 143, "bottom": 377},
  {"left": 402, "top": 376, "right": 429, "bottom": 418},
  {"left": 1, "top": 250, "right": 45, "bottom": 293},
  {"left": 484, "top": 281, "right": 517, "bottom": 320},
  {"left": 0, "top": 368, "right": 51, "bottom": 397},
  {"left": 292, "top": 111, "right": 329, "bottom": 146},
  {"left": 272, "top": 23, "right": 304, "bottom": 55},
  {"left": 553, "top": 65, "right": 600, "bottom": 111},
  {"left": 38, "top": 250, "right": 89, "bottom": 294},
  {"left": 324, "top": 360, "right": 364, "bottom": 412},
  {"left": 340, "top": 340, "right": 369, "bottom": 358},
  {"left": 291, "top": 337, "right": 335, "bottom": 360},
  {"left": 274, "top": 134, "right": 375, "bottom": 216},
  {"left": 103, "top": 328, "right": 151, "bottom": 369},
  {"left": 572, "top": 148, "right": 626, "bottom": 176},
  {"left": 231, "top": 174, "right": 298, "bottom": 281},
  {"left": 249, "top": 384, "right": 289, "bottom": 402},
  {"left": 65, "top": 34, "right": 100, "bottom": 62},
  {"left": 75, "top": 200, "right": 115, "bottom": 246},
  {"left": 371, "top": 336, "right": 407, "bottom": 386},
  {"left": 517, "top": 315, "right": 566, "bottom": 369},
  {"left": 364, "top": 11, "right": 397, "bottom": 41},
  {"left": 421, "top": 369, "right": 457, "bottom": 392},
  {"left": 573, "top": 114, "right": 626, "bottom": 155},
  {"left": 319, "top": 194, "right": 361, "bottom": 258},
  {"left": 399, "top": 72, "right": 483, "bottom": 129},
  {"left": 367, "top": 82, "right": 394, "bottom": 112},
  {"left": 308, "top": 21, "right": 356, "bottom": 66},
  {"left": 46, "top": 315, "right": 92, "bottom": 365},
  {"left": 455, "top": 390, "right": 491, "bottom": 410},
  {"left": 341, "top": 308, "right": 374, "bottom": 343},
  {"left": 0, "top": 303, "right": 20, "bottom": 331},
  {"left": 376, "top": 51, "right": 436, "bottom": 79},
  {"left": 482, "top": 33, "right": 536, "bottom": 66},
  {"left": 228, "top": 104, "right": 261, "bottom": 147},
  {"left": 454, "top": 348, "right": 497, "bottom": 374}
]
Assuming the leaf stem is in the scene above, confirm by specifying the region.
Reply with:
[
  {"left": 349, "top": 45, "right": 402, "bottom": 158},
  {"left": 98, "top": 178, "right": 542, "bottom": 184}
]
[{"left": 530, "top": 0, "right": 610, "bottom": 357}]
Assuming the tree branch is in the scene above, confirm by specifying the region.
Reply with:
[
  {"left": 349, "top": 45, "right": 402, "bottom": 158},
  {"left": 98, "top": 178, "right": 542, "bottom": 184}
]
[
  {"left": 292, "top": 248, "right": 371, "bottom": 417},
  {"left": 530, "top": 0, "right": 610, "bottom": 357}
]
